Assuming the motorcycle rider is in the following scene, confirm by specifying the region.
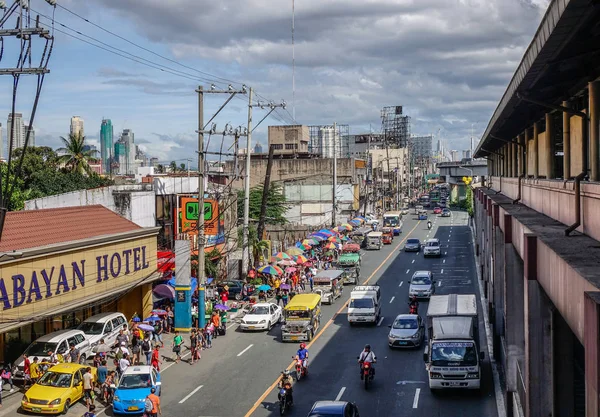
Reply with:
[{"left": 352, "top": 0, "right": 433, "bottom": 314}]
[
  {"left": 358, "top": 344, "right": 377, "bottom": 379},
  {"left": 295, "top": 343, "right": 309, "bottom": 371},
  {"left": 277, "top": 370, "right": 294, "bottom": 405},
  {"left": 427, "top": 220, "right": 432, "bottom": 230},
  {"left": 409, "top": 295, "right": 419, "bottom": 314}
]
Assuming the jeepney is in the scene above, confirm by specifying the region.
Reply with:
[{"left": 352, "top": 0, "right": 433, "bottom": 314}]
[
  {"left": 381, "top": 227, "right": 393, "bottom": 244},
  {"left": 313, "top": 270, "right": 344, "bottom": 304},
  {"left": 281, "top": 294, "right": 322, "bottom": 342},
  {"left": 350, "top": 227, "right": 373, "bottom": 248},
  {"left": 366, "top": 231, "right": 383, "bottom": 250},
  {"left": 337, "top": 252, "right": 361, "bottom": 285}
]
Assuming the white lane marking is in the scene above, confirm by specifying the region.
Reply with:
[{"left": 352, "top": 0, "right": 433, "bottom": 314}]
[
  {"left": 443, "top": 259, "right": 446, "bottom": 264},
  {"left": 441, "top": 268, "right": 444, "bottom": 274},
  {"left": 399, "top": 281, "right": 404, "bottom": 287},
  {"left": 377, "top": 316, "right": 385, "bottom": 327},
  {"left": 389, "top": 296, "right": 395, "bottom": 304},
  {"left": 413, "top": 388, "right": 421, "bottom": 408},
  {"left": 406, "top": 269, "right": 410, "bottom": 274},
  {"left": 412, "top": 259, "right": 415, "bottom": 264},
  {"left": 447, "top": 239, "right": 450, "bottom": 242},
  {"left": 179, "top": 385, "right": 204, "bottom": 404},
  {"left": 445, "top": 251, "right": 447, "bottom": 255},
  {"left": 237, "top": 344, "right": 254, "bottom": 357},
  {"left": 438, "top": 280, "right": 442, "bottom": 287},
  {"left": 335, "top": 386, "right": 347, "bottom": 401}
]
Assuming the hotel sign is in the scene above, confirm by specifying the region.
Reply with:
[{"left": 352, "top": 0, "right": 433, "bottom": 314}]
[{"left": 0, "top": 236, "right": 157, "bottom": 317}]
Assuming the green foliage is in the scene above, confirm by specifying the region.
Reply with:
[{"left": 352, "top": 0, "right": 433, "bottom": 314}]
[
  {"left": 57, "top": 133, "right": 99, "bottom": 175},
  {"left": 237, "top": 224, "right": 269, "bottom": 267},
  {"left": 237, "top": 183, "right": 288, "bottom": 225},
  {"left": 0, "top": 163, "right": 30, "bottom": 210},
  {"left": 191, "top": 248, "right": 222, "bottom": 279},
  {"left": 466, "top": 186, "right": 474, "bottom": 217}
]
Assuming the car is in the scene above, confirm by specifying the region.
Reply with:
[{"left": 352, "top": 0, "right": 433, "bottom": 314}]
[
  {"left": 433, "top": 207, "right": 442, "bottom": 214},
  {"left": 217, "top": 280, "right": 254, "bottom": 301},
  {"left": 14, "top": 330, "right": 92, "bottom": 381},
  {"left": 441, "top": 208, "right": 451, "bottom": 217},
  {"left": 112, "top": 365, "right": 161, "bottom": 415},
  {"left": 404, "top": 238, "right": 421, "bottom": 252},
  {"left": 240, "top": 302, "right": 282, "bottom": 331},
  {"left": 407, "top": 270, "right": 435, "bottom": 299},
  {"left": 400, "top": 207, "right": 410, "bottom": 215},
  {"left": 388, "top": 314, "right": 425, "bottom": 348},
  {"left": 307, "top": 400, "right": 361, "bottom": 417},
  {"left": 77, "top": 312, "right": 128, "bottom": 353},
  {"left": 423, "top": 238, "right": 441, "bottom": 257},
  {"left": 21, "top": 363, "right": 98, "bottom": 415}
]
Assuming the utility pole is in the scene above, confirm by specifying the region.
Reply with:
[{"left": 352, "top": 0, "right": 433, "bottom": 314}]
[
  {"left": 242, "top": 88, "right": 254, "bottom": 275},
  {"left": 196, "top": 86, "right": 207, "bottom": 328},
  {"left": 332, "top": 122, "right": 337, "bottom": 227},
  {"left": 257, "top": 144, "right": 275, "bottom": 243}
]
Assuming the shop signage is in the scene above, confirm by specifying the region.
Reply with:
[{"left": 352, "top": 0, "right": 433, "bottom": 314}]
[{"left": 0, "top": 244, "right": 153, "bottom": 311}]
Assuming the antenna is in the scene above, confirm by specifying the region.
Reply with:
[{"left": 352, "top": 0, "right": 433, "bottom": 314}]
[{"left": 292, "top": 0, "right": 295, "bottom": 123}]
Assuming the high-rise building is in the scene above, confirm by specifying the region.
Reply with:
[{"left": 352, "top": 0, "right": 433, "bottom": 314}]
[
  {"left": 149, "top": 157, "right": 159, "bottom": 167},
  {"left": 100, "top": 119, "right": 113, "bottom": 174},
  {"left": 114, "top": 141, "right": 127, "bottom": 175},
  {"left": 462, "top": 150, "right": 472, "bottom": 159},
  {"left": 6, "top": 112, "right": 24, "bottom": 157},
  {"left": 70, "top": 116, "right": 84, "bottom": 137},
  {"left": 25, "top": 124, "right": 35, "bottom": 147},
  {"left": 451, "top": 150, "right": 459, "bottom": 161},
  {"left": 120, "top": 129, "right": 135, "bottom": 175}
]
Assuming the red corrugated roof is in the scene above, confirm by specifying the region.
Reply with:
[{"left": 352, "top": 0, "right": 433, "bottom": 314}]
[{"left": 0, "top": 205, "right": 142, "bottom": 252}]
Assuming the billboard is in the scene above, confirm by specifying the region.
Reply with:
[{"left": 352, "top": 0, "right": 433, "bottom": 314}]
[{"left": 179, "top": 197, "right": 219, "bottom": 235}]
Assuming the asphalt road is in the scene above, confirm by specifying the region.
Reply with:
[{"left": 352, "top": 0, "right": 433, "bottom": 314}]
[{"left": 69, "top": 209, "right": 498, "bottom": 417}]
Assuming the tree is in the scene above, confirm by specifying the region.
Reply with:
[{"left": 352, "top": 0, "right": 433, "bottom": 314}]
[
  {"left": 179, "top": 163, "right": 186, "bottom": 172},
  {"left": 57, "top": 133, "right": 98, "bottom": 175},
  {"left": 11, "top": 146, "right": 58, "bottom": 188},
  {"left": 0, "top": 163, "right": 30, "bottom": 210},
  {"left": 237, "top": 183, "right": 288, "bottom": 226},
  {"left": 169, "top": 161, "right": 177, "bottom": 172},
  {"left": 237, "top": 224, "right": 269, "bottom": 267},
  {"left": 191, "top": 248, "right": 222, "bottom": 280},
  {"left": 156, "top": 164, "right": 164, "bottom": 174}
]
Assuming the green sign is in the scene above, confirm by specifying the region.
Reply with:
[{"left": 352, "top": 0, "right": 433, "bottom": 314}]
[{"left": 185, "top": 201, "right": 213, "bottom": 221}]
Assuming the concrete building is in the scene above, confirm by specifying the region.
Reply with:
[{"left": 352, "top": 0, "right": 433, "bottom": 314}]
[
  {"left": 100, "top": 119, "right": 113, "bottom": 174},
  {"left": 348, "top": 133, "right": 385, "bottom": 158},
  {"left": 450, "top": 150, "right": 459, "bottom": 161},
  {"left": 473, "top": 1, "right": 600, "bottom": 415},
  {"left": 6, "top": 112, "right": 24, "bottom": 156},
  {"left": 463, "top": 149, "right": 472, "bottom": 159},
  {"left": 114, "top": 141, "right": 127, "bottom": 175},
  {"left": 121, "top": 129, "right": 135, "bottom": 175},
  {"left": 408, "top": 135, "right": 433, "bottom": 159},
  {"left": 268, "top": 125, "right": 309, "bottom": 155},
  {"left": 309, "top": 125, "right": 350, "bottom": 158},
  {"left": 70, "top": 116, "right": 84, "bottom": 137}
]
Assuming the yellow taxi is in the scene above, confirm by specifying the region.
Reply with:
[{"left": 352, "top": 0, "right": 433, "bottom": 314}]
[{"left": 21, "top": 363, "right": 97, "bottom": 414}]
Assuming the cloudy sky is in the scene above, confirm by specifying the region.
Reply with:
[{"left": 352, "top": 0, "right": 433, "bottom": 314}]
[{"left": 0, "top": 0, "right": 550, "bottom": 164}]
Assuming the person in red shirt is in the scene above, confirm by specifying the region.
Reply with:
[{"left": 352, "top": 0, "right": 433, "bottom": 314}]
[
  {"left": 220, "top": 287, "right": 229, "bottom": 306},
  {"left": 23, "top": 354, "right": 31, "bottom": 388},
  {"left": 150, "top": 345, "right": 161, "bottom": 371}
]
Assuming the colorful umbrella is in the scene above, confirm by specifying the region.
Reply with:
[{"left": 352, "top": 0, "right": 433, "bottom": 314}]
[
  {"left": 317, "top": 229, "right": 335, "bottom": 236},
  {"left": 328, "top": 236, "right": 342, "bottom": 244},
  {"left": 132, "top": 317, "right": 141, "bottom": 322},
  {"left": 324, "top": 242, "right": 337, "bottom": 250},
  {"left": 278, "top": 259, "right": 297, "bottom": 266},
  {"left": 144, "top": 316, "right": 161, "bottom": 323},
  {"left": 351, "top": 217, "right": 365, "bottom": 224},
  {"left": 258, "top": 265, "right": 284, "bottom": 275},
  {"left": 138, "top": 324, "right": 154, "bottom": 332},
  {"left": 214, "top": 304, "right": 230, "bottom": 311},
  {"left": 294, "top": 255, "right": 309, "bottom": 264},
  {"left": 280, "top": 284, "right": 292, "bottom": 290},
  {"left": 285, "top": 247, "right": 304, "bottom": 256},
  {"left": 285, "top": 267, "right": 297, "bottom": 273},
  {"left": 257, "top": 284, "right": 272, "bottom": 291},
  {"left": 341, "top": 223, "right": 354, "bottom": 230},
  {"left": 349, "top": 219, "right": 361, "bottom": 226},
  {"left": 272, "top": 252, "right": 291, "bottom": 261},
  {"left": 303, "top": 238, "right": 319, "bottom": 246},
  {"left": 309, "top": 234, "right": 327, "bottom": 241},
  {"left": 152, "top": 284, "right": 175, "bottom": 299},
  {"left": 152, "top": 309, "right": 167, "bottom": 316}
]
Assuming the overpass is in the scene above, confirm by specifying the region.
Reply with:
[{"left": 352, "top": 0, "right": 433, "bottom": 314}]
[
  {"left": 473, "top": 1, "right": 600, "bottom": 416},
  {"left": 436, "top": 160, "right": 487, "bottom": 202}
]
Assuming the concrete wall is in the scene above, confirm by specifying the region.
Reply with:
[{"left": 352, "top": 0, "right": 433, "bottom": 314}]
[
  {"left": 570, "top": 114, "right": 584, "bottom": 175},
  {"left": 153, "top": 176, "right": 199, "bottom": 195},
  {"left": 24, "top": 184, "right": 156, "bottom": 227},
  {"left": 537, "top": 131, "right": 549, "bottom": 178}
]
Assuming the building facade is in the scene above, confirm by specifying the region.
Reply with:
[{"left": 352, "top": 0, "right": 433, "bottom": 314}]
[
  {"left": 268, "top": 125, "right": 309, "bottom": 155},
  {"left": 308, "top": 124, "right": 350, "bottom": 158},
  {"left": 121, "top": 129, "right": 135, "bottom": 174},
  {"left": 6, "top": 112, "right": 24, "bottom": 157},
  {"left": 70, "top": 116, "right": 84, "bottom": 137},
  {"left": 100, "top": 119, "right": 113, "bottom": 174},
  {"left": 408, "top": 135, "right": 433, "bottom": 159}
]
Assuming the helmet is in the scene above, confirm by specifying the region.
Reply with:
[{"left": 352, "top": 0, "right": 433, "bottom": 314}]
[
  {"left": 282, "top": 370, "right": 291, "bottom": 376},
  {"left": 299, "top": 343, "right": 306, "bottom": 349},
  {"left": 364, "top": 344, "right": 371, "bottom": 350}
]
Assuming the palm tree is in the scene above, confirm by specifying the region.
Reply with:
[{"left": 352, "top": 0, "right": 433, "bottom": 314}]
[{"left": 57, "top": 133, "right": 97, "bottom": 175}]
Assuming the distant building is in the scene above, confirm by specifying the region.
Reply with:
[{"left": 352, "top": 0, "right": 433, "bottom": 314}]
[
  {"left": 408, "top": 135, "right": 433, "bottom": 160},
  {"left": 348, "top": 133, "right": 385, "bottom": 158},
  {"left": 100, "top": 119, "right": 113, "bottom": 174},
  {"left": 149, "top": 157, "right": 159, "bottom": 167},
  {"left": 450, "top": 150, "right": 459, "bottom": 161},
  {"left": 114, "top": 141, "right": 127, "bottom": 175},
  {"left": 463, "top": 150, "right": 472, "bottom": 159},
  {"left": 6, "top": 112, "right": 24, "bottom": 156},
  {"left": 70, "top": 116, "right": 84, "bottom": 138},
  {"left": 24, "top": 124, "right": 35, "bottom": 148},
  {"left": 268, "top": 125, "right": 309, "bottom": 155},
  {"left": 0, "top": 123, "right": 3, "bottom": 159},
  {"left": 121, "top": 129, "right": 135, "bottom": 175},
  {"left": 309, "top": 124, "right": 350, "bottom": 158},
  {"left": 82, "top": 144, "right": 97, "bottom": 154},
  {"left": 253, "top": 142, "right": 263, "bottom": 154}
]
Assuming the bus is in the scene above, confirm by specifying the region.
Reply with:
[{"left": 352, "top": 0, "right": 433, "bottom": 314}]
[
  {"left": 419, "top": 194, "right": 431, "bottom": 208},
  {"left": 429, "top": 189, "right": 441, "bottom": 204},
  {"left": 382, "top": 211, "right": 402, "bottom": 235}
]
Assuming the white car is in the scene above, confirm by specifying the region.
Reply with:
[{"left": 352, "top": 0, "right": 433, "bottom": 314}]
[
  {"left": 400, "top": 207, "right": 409, "bottom": 215},
  {"left": 423, "top": 238, "right": 441, "bottom": 257},
  {"left": 240, "top": 303, "right": 283, "bottom": 331}
]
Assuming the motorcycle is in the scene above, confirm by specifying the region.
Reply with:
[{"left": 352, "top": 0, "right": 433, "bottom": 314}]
[
  {"left": 278, "top": 386, "right": 292, "bottom": 415},
  {"left": 409, "top": 302, "right": 418, "bottom": 315},
  {"left": 294, "top": 357, "right": 308, "bottom": 381},
  {"left": 361, "top": 361, "right": 375, "bottom": 389},
  {"left": 427, "top": 221, "right": 432, "bottom": 230}
]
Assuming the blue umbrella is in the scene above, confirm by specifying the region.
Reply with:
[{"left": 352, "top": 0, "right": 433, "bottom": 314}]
[
  {"left": 138, "top": 324, "right": 154, "bottom": 332},
  {"left": 257, "top": 284, "right": 271, "bottom": 291},
  {"left": 132, "top": 317, "right": 141, "bottom": 322},
  {"left": 309, "top": 234, "right": 327, "bottom": 241},
  {"left": 144, "top": 316, "right": 161, "bottom": 322}
]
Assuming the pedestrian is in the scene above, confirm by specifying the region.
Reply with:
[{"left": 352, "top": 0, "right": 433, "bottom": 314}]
[
  {"left": 96, "top": 339, "right": 109, "bottom": 357},
  {"left": 1, "top": 367, "right": 14, "bottom": 392},
  {"left": 145, "top": 387, "right": 161, "bottom": 417},
  {"left": 82, "top": 367, "right": 94, "bottom": 408},
  {"left": 204, "top": 323, "right": 213, "bottom": 348},
  {"left": 142, "top": 335, "right": 152, "bottom": 365},
  {"left": 220, "top": 286, "right": 229, "bottom": 306},
  {"left": 83, "top": 404, "right": 96, "bottom": 417},
  {"left": 210, "top": 312, "right": 221, "bottom": 339},
  {"left": 97, "top": 360, "right": 108, "bottom": 387},
  {"left": 275, "top": 289, "right": 282, "bottom": 307},
  {"left": 282, "top": 290, "right": 289, "bottom": 307},
  {"left": 151, "top": 345, "right": 161, "bottom": 371},
  {"left": 103, "top": 371, "right": 116, "bottom": 402},
  {"left": 0, "top": 374, "right": 3, "bottom": 409},
  {"left": 172, "top": 331, "right": 183, "bottom": 363},
  {"left": 118, "top": 353, "right": 130, "bottom": 378},
  {"left": 153, "top": 319, "right": 164, "bottom": 347},
  {"left": 68, "top": 343, "right": 80, "bottom": 364},
  {"left": 190, "top": 329, "right": 199, "bottom": 364},
  {"left": 131, "top": 337, "right": 141, "bottom": 365},
  {"left": 30, "top": 357, "right": 41, "bottom": 384},
  {"left": 166, "top": 306, "right": 174, "bottom": 333}
]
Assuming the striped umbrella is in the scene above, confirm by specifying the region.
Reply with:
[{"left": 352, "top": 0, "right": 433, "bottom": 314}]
[
  {"left": 278, "top": 259, "right": 297, "bottom": 266},
  {"left": 285, "top": 247, "right": 304, "bottom": 256},
  {"left": 258, "top": 265, "right": 284, "bottom": 275},
  {"left": 309, "top": 233, "right": 328, "bottom": 241},
  {"left": 272, "top": 252, "right": 291, "bottom": 261},
  {"left": 317, "top": 229, "right": 335, "bottom": 236},
  {"left": 341, "top": 223, "right": 354, "bottom": 230},
  {"left": 294, "top": 255, "right": 309, "bottom": 264},
  {"left": 328, "top": 236, "right": 342, "bottom": 244},
  {"left": 324, "top": 242, "right": 337, "bottom": 250},
  {"left": 303, "top": 238, "right": 319, "bottom": 246}
]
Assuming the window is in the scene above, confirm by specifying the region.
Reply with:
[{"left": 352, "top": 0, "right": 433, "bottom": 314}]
[
  {"left": 104, "top": 321, "right": 113, "bottom": 333},
  {"left": 67, "top": 336, "right": 77, "bottom": 347},
  {"left": 272, "top": 144, "right": 283, "bottom": 150},
  {"left": 74, "top": 334, "right": 85, "bottom": 344},
  {"left": 73, "top": 370, "right": 82, "bottom": 386},
  {"left": 285, "top": 143, "right": 298, "bottom": 150},
  {"left": 57, "top": 341, "right": 68, "bottom": 354}
]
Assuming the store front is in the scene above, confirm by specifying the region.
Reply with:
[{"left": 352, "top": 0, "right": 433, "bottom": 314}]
[{"left": 0, "top": 206, "right": 160, "bottom": 364}]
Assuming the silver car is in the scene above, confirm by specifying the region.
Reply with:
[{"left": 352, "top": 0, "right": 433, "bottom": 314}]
[
  {"left": 388, "top": 314, "right": 425, "bottom": 348},
  {"left": 423, "top": 238, "right": 441, "bottom": 257},
  {"left": 407, "top": 270, "right": 435, "bottom": 299},
  {"left": 404, "top": 238, "right": 421, "bottom": 252}
]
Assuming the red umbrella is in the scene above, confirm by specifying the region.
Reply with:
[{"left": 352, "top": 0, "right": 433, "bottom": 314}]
[{"left": 342, "top": 243, "right": 361, "bottom": 252}]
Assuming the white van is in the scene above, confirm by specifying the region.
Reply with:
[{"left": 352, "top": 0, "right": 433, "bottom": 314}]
[
  {"left": 348, "top": 285, "right": 382, "bottom": 324},
  {"left": 13, "top": 329, "right": 92, "bottom": 380},
  {"left": 78, "top": 312, "right": 128, "bottom": 352}
]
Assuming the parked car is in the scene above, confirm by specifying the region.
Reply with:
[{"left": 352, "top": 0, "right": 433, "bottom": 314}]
[
  {"left": 433, "top": 207, "right": 442, "bottom": 214},
  {"left": 77, "top": 312, "right": 128, "bottom": 352},
  {"left": 112, "top": 365, "right": 161, "bottom": 415},
  {"left": 441, "top": 208, "right": 451, "bottom": 217},
  {"left": 423, "top": 238, "right": 441, "bottom": 257},
  {"left": 404, "top": 238, "right": 421, "bottom": 252},
  {"left": 307, "top": 401, "right": 361, "bottom": 417},
  {"left": 14, "top": 330, "right": 92, "bottom": 381},
  {"left": 407, "top": 270, "right": 435, "bottom": 299},
  {"left": 400, "top": 207, "right": 410, "bottom": 215},
  {"left": 217, "top": 280, "right": 254, "bottom": 301},
  {"left": 21, "top": 363, "right": 97, "bottom": 415},
  {"left": 388, "top": 314, "right": 425, "bottom": 348},
  {"left": 240, "top": 303, "right": 282, "bottom": 331}
]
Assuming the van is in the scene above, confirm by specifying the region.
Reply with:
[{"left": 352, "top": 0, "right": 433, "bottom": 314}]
[
  {"left": 348, "top": 285, "right": 382, "bottom": 324},
  {"left": 78, "top": 312, "right": 128, "bottom": 352},
  {"left": 13, "top": 329, "right": 92, "bottom": 380}
]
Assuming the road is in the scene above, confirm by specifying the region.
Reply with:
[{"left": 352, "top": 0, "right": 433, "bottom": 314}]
[{"left": 3, "top": 209, "right": 497, "bottom": 417}]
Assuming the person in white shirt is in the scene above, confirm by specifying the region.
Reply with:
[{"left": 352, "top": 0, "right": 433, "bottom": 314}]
[
  {"left": 118, "top": 353, "right": 130, "bottom": 378},
  {"left": 358, "top": 344, "right": 377, "bottom": 379}
]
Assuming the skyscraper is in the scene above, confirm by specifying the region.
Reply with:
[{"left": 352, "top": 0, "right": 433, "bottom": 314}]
[
  {"left": 120, "top": 129, "right": 135, "bottom": 175},
  {"left": 100, "top": 119, "right": 113, "bottom": 174},
  {"left": 25, "top": 124, "right": 35, "bottom": 147},
  {"left": 6, "top": 112, "right": 24, "bottom": 157},
  {"left": 70, "top": 116, "right": 84, "bottom": 137},
  {"left": 114, "top": 141, "right": 127, "bottom": 175}
]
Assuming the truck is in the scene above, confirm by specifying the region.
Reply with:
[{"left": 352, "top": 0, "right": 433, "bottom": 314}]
[
  {"left": 347, "top": 285, "right": 381, "bottom": 325},
  {"left": 422, "top": 294, "right": 484, "bottom": 391}
]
